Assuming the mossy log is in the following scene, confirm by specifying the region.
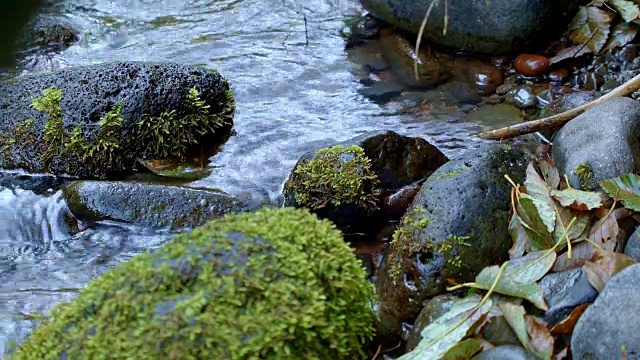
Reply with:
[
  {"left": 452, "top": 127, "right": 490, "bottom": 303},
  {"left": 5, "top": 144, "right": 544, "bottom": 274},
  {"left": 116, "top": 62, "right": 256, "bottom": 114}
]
[{"left": 0, "top": 61, "right": 235, "bottom": 179}]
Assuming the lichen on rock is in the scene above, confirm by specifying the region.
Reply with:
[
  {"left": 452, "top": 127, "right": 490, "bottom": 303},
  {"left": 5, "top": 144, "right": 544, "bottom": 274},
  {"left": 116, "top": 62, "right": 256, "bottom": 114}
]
[{"left": 12, "top": 207, "right": 375, "bottom": 360}]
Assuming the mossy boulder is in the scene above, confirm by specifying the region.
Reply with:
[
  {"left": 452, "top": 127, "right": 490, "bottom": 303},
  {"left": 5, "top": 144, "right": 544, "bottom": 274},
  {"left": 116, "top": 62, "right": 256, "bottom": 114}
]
[
  {"left": 283, "top": 131, "right": 448, "bottom": 230},
  {"left": 12, "top": 207, "right": 375, "bottom": 359},
  {"left": 63, "top": 181, "right": 263, "bottom": 230},
  {"left": 375, "top": 143, "right": 527, "bottom": 342},
  {"left": 0, "top": 61, "right": 235, "bottom": 179},
  {"left": 283, "top": 144, "right": 382, "bottom": 230}
]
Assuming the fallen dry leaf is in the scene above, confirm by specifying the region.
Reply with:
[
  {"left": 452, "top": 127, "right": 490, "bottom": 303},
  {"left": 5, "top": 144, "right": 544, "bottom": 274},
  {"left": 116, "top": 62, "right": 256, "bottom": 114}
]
[
  {"left": 550, "top": 303, "right": 590, "bottom": 335},
  {"left": 582, "top": 249, "right": 638, "bottom": 292},
  {"left": 526, "top": 315, "right": 554, "bottom": 360}
]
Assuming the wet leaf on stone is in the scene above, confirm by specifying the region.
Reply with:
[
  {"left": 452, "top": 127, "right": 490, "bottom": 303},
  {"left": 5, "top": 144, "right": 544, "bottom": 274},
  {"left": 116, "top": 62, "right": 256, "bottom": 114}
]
[
  {"left": 603, "top": 21, "right": 640, "bottom": 51},
  {"left": 550, "top": 303, "right": 590, "bottom": 335},
  {"left": 609, "top": 0, "right": 640, "bottom": 22},
  {"left": 552, "top": 241, "right": 595, "bottom": 272},
  {"left": 442, "top": 338, "right": 483, "bottom": 360},
  {"left": 600, "top": 173, "right": 640, "bottom": 211},
  {"left": 475, "top": 265, "right": 548, "bottom": 310},
  {"left": 568, "top": 6, "right": 612, "bottom": 53},
  {"left": 582, "top": 249, "right": 638, "bottom": 291},
  {"left": 399, "top": 295, "right": 493, "bottom": 360},
  {"left": 550, "top": 188, "right": 603, "bottom": 211},
  {"left": 525, "top": 315, "right": 554, "bottom": 360}
]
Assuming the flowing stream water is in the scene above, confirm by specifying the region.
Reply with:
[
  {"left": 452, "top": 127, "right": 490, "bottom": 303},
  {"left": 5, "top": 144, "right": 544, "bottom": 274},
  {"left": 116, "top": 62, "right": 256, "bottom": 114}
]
[{"left": 0, "top": 0, "right": 508, "bottom": 354}]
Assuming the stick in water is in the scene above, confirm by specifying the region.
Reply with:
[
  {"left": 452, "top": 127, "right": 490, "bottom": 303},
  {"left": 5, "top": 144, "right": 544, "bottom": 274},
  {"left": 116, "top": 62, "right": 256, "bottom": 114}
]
[{"left": 478, "top": 72, "right": 640, "bottom": 140}]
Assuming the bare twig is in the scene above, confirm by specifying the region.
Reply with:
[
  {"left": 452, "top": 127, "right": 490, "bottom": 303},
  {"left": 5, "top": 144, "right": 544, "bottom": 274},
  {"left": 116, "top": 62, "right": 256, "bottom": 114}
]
[
  {"left": 414, "top": 0, "right": 440, "bottom": 81},
  {"left": 478, "top": 72, "right": 640, "bottom": 140}
]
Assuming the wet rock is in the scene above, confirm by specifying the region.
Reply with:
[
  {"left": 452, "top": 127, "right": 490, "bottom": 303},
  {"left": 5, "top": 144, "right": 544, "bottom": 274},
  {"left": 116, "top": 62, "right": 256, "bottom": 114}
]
[
  {"left": 538, "top": 268, "right": 598, "bottom": 327},
  {"left": 13, "top": 207, "right": 375, "bottom": 359},
  {"left": 552, "top": 97, "right": 640, "bottom": 189},
  {"left": 514, "top": 54, "right": 550, "bottom": 77},
  {"left": 284, "top": 131, "right": 448, "bottom": 230},
  {"left": 0, "top": 0, "right": 42, "bottom": 67},
  {"left": 471, "top": 345, "right": 538, "bottom": 360},
  {"left": 63, "top": 181, "right": 260, "bottom": 230},
  {"left": 16, "top": 16, "right": 79, "bottom": 72},
  {"left": 571, "top": 264, "right": 640, "bottom": 359},
  {"left": 480, "top": 315, "right": 521, "bottom": 347},
  {"left": 465, "top": 103, "right": 524, "bottom": 128},
  {"left": 505, "top": 86, "right": 537, "bottom": 109},
  {"left": 384, "top": 182, "right": 422, "bottom": 220},
  {"left": 0, "top": 61, "right": 235, "bottom": 179},
  {"left": 549, "top": 68, "right": 569, "bottom": 84},
  {"left": 378, "top": 28, "right": 451, "bottom": 88},
  {"left": 357, "top": 131, "right": 449, "bottom": 189},
  {"left": 405, "top": 294, "right": 458, "bottom": 351},
  {"left": 541, "top": 91, "right": 601, "bottom": 118},
  {"left": 578, "top": 72, "right": 604, "bottom": 91},
  {"left": 495, "top": 83, "right": 514, "bottom": 96},
  {"left": 359, "top": 0, "right": 579, "bottom": 54},
  {"left": 0, "top": 171, "right": 69, "bottom": 194},
  {"left": 452, "top": 58, "right": 504, "bottom": 96},
  {"left": 624, "top": 226, "right": 640, "bottom": 261},
  {"left": 375, "top": 143, "right": 527, "bottom": 342}
]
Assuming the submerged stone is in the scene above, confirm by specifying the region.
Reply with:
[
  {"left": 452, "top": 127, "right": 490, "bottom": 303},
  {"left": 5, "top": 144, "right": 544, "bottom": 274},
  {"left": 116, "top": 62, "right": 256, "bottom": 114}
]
[
  {"left": 63, "top": 181, "right": 262, "bottom": 230},
  {"left": 0, "top": 61, "right": 235, "bottom": 179}
]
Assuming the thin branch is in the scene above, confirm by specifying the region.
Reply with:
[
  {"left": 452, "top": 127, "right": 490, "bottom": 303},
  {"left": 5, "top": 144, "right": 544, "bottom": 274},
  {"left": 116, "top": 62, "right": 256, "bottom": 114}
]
[{"left": 478, "top": 72, "right": 640, "bottom": 140}]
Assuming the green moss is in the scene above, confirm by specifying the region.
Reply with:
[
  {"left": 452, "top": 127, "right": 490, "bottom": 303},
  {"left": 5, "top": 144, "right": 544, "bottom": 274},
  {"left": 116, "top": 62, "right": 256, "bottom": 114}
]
[
  {"left": 137, "top": 86, "right": 232, "bottom": 159},
  {"left": 291, "top": 145, "right": 380, "bottom": 211},
  {"left": 574, "top": 160, "right": 595, "bottom": 190},
  {"left": 437, "top": 168, "right": 468, "bottom": 181},
  {"left": 12, "top": 207, "right": 375, "bottom": 360},
  {"left": 387, "top": 208, "right": 470, "bottom": 284}
]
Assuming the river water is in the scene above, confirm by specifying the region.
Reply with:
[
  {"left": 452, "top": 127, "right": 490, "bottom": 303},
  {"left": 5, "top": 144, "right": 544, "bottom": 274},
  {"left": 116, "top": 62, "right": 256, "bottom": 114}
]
[{"left": 0, "top": 0, "right": 508, "bottom": 354}]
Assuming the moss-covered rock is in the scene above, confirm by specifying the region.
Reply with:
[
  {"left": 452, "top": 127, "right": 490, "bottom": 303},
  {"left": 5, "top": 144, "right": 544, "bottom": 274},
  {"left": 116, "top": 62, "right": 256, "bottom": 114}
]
[
  {"left": 375, "top": 143, "right": 527, "bottom": 343},
  {"left": 283, "top": 144, "right": 382, "bottom": 229},
  {"left": 0, "top": 61, "right": 235, "bottom": 179},
  {"left": 12, "top": 207, "right": 375, "bottom": 359},
  {"left": 62, "top": 180, "right": 264, "bottom": 230}
]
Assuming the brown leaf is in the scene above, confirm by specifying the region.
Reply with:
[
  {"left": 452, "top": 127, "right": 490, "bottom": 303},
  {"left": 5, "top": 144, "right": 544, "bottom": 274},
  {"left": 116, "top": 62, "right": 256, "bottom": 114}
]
[
  {"left": 549, "top": 303, "right": 590, "bottom": 335},
  {"left": 526, "top": 316, "right": 554, "bottom": 360},
  {"left": 568, "top": 6, "right": 613, "bottom": 53},
  {"left": 582, "top": 249, "right": 638, "bottom": 291},
  {"left": 602, "top": 21, "right": 639, "bottom": 52},
  {"left": 589, "top": 207, "right": 633, "bottom": 248},
  {"left": 549, "top": 44, "right": 592, "bottom": 64},
  {"left": 551, "top": 242, "right": 594, "bottom": 272}
]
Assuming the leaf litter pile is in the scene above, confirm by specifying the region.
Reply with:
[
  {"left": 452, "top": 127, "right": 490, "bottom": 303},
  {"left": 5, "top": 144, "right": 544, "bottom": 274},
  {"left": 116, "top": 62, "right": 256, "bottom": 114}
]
[
  {"left": 551, "top": 0, "right": 640, "bottom": 63},
  {"left": 396, "top": 153, "right": 640, "bottom": 360}
]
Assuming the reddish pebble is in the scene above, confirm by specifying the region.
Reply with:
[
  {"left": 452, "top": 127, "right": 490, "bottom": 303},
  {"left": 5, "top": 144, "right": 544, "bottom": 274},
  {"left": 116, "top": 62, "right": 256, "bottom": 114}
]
[{"left": 514, "top": 54, "right": 550, "bottom": 77}]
